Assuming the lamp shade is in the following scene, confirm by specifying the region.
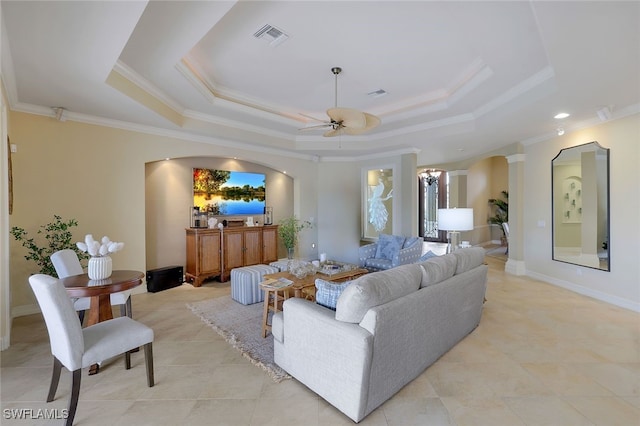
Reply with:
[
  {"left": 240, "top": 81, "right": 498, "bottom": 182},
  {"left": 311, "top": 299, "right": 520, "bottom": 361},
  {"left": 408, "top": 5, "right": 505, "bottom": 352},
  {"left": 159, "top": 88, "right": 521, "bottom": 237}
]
[{"left": 438, "top": 208, "right": 474, "bottom": 231}]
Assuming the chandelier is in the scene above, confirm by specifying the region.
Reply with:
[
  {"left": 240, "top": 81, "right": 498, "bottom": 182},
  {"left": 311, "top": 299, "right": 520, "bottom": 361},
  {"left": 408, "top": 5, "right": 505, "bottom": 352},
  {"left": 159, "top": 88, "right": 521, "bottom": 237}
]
[{"left": 420, "top": 169, "right": 441, "bottom": 186}]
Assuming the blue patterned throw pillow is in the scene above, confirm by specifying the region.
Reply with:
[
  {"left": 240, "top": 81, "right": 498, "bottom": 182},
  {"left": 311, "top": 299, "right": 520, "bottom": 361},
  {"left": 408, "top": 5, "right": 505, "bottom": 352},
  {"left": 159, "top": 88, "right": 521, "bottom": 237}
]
[
  {"left": 417, "top": 250, "right": 438, "bottom": 262},
  {"left": 375, "top": 234, "right": 405, "bottom": 260},
  {"left": 315, "top": 279, "right": 353, "bottom": 311}
]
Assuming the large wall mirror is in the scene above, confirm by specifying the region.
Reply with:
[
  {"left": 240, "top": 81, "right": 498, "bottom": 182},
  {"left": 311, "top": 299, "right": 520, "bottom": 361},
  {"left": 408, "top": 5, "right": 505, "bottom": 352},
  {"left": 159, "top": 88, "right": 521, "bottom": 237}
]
[{"left": 552, "top": 141, "right": 610, "bottom": 271}]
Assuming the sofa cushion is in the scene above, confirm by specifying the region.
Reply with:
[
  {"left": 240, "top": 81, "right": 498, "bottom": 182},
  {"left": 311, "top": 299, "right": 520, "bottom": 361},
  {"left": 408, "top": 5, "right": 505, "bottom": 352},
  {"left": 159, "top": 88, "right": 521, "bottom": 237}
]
[
  {"left": 453, "top": 247, "right": 486, "bottom": 274},
  {"left": 417, "top": 250, "right": 438, "bottom": 262},
  {"left": 403, "top": 236, "right": 421, "bottom": 249},
  {"left": 364, "top": 258, "right": 392, "bottom": 271},
  {"left": 418, "top": 254, "right": 457, "bottom": 288},
  {"left": 375, "top": 234, "right": 405, "bottom": 260},
  {"left": 335, "top": 264, "right": 422, "bottom": 323},
  {"left": 315, "top": 278, "right": 353, "bottom": 311}
]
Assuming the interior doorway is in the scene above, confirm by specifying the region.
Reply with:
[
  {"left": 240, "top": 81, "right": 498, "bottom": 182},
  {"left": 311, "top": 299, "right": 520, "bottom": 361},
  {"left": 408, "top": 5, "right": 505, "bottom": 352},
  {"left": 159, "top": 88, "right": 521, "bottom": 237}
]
[{"left": 418, "top": 169, "right": 447, "bottom": 242}]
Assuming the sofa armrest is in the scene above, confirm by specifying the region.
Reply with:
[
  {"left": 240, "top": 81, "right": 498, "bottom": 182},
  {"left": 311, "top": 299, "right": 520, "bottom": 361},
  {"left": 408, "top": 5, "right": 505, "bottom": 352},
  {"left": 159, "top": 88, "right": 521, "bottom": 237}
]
[
  {"left": 275, "top": 298, "right": 374, "bottom": 421},
  {"left": 358, "top": 243, "right": 378, "bottom": 267},
  {"left": 392, "top": 239, "right": 423, "bottom": 267}
]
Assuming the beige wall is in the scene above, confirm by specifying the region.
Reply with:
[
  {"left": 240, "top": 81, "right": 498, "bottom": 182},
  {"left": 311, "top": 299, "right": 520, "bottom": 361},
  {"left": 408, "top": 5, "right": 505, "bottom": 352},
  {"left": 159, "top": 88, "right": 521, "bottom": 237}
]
[
  {"left": 523, "top": 113, "right": 640, "bottom": 309},
  {"left": 7, "top": 112, "right": 320, "bottom": 316},
  {"left": 5, "top": 108, "right": 639, "bottom": 328}
]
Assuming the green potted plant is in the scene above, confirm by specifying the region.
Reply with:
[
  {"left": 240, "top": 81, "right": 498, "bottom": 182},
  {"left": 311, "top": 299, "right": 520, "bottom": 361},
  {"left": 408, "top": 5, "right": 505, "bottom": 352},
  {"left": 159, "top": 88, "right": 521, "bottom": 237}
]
[
  {"left": 278, "top": 216, "right": 312, "bottom": 259},
  {"left": 10, "top": 215, "right": 89, "bottom": 276},
  {"left": 488, "top": 191, "right": 509, "bottom": 244}
]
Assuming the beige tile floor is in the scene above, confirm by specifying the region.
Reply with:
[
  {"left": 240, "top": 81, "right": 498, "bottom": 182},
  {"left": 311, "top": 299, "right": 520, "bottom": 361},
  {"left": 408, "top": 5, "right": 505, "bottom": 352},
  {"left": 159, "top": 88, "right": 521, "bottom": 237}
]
[{"left": 2, "top": 252, "right": 639, "bottom": 425}]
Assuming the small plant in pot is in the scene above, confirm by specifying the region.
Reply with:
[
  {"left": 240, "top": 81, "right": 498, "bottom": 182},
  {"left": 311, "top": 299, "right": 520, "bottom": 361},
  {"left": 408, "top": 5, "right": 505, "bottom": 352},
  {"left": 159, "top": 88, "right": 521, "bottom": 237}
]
[{"left": 278, "top": 216, "right": 312, "bottom": 259}]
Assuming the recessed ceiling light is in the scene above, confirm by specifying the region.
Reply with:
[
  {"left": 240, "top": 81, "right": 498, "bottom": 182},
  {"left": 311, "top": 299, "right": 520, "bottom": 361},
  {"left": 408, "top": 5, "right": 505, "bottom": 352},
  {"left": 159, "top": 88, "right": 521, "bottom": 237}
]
[
  {"left": 554, "top": 112, "right": 570, "bottom": 119},
  {"left": 557, "top": 127, "right": 565, "bottom": 136}
]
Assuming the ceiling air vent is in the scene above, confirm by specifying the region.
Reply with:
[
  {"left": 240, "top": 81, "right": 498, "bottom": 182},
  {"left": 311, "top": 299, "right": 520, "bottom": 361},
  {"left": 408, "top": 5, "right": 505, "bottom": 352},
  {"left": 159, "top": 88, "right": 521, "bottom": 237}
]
[
  {"left": 368, "top": 89, "right": 387, "bottom": 99},
  {"left": 253, "top": 24, "right": 289, "bottom": 47}
]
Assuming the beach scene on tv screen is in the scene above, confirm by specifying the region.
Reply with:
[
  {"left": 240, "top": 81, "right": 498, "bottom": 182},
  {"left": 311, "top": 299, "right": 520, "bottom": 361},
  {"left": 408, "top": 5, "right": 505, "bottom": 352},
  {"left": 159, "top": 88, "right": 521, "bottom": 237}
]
[{"left": 193, "top": 168, "right": 265, "bottom": 215}]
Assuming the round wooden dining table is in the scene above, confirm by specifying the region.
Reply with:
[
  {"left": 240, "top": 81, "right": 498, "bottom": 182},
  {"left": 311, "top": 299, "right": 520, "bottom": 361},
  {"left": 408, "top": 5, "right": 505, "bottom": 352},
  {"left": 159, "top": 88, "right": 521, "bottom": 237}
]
[
  {"left": 61, "top": 270, "right": 144, "bottom": 326},
  {"left": 60, "top": 270, "right": 144, "bottom": 374}
]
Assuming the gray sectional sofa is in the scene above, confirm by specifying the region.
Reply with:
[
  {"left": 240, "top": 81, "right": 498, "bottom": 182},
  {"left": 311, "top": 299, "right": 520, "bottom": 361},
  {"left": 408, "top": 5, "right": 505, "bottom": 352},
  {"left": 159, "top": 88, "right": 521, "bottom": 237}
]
[{"left": 272, "top": 247, "right": 488, "bottom": 423}]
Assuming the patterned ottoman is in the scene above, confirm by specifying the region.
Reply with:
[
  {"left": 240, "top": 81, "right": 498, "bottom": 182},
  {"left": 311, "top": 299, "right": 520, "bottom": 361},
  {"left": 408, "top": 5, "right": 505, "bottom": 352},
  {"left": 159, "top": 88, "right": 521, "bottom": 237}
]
[
  {"left": 230, "top": 264, "right": 280, "bottom": 305},
  {"left": 269, "top": 259, "right": 291, "bottom": 272}
]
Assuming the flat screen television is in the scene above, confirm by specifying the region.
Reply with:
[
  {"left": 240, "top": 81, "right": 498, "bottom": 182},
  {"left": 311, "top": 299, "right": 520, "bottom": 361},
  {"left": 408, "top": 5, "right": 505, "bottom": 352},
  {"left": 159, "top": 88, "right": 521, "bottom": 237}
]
[{"left": 193, "top": 168, "right": 266, "bottom": 215}]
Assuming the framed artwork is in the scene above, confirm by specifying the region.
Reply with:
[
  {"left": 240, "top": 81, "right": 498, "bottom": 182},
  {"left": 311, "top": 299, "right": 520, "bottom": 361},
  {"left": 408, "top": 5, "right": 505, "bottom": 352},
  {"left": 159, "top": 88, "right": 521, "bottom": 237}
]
[{"left": 363, "top": 167, "right": 394, "bottom": 239}]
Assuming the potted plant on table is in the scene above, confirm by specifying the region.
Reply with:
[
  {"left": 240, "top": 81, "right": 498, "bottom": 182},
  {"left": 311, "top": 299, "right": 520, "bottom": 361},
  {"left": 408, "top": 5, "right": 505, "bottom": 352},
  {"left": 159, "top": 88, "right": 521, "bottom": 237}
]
[{"left": 278, "top": 216, "right": 312, "bottom": 259}]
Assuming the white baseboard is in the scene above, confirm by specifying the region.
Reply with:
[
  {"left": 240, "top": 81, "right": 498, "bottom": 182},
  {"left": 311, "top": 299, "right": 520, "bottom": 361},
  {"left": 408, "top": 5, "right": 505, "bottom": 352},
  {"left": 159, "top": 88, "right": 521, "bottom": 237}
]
[
  {"left": 12, "top": 303, "right": 40, "bottom": 318},
  {"left": 505, "top": 259, "right": 526, "bottom": 275},
  {"left": 527, "top": 270, "right": 640, "bottom": 312},
  {"left": 0, "top": 335, "right": 9, "bottom": 351}
]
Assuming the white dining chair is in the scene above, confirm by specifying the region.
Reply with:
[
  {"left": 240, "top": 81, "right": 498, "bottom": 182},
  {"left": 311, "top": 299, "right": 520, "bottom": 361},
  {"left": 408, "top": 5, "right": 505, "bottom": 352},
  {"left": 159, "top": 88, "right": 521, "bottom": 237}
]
[
  {"left": 29, "top": 274, "right": 154, "bottom": 426},
  {"left": 50, "top": 249, "right": 132, "bottom": 323},
  {"left": 502, "top": 222, "right": 510, "bottom": 255}
]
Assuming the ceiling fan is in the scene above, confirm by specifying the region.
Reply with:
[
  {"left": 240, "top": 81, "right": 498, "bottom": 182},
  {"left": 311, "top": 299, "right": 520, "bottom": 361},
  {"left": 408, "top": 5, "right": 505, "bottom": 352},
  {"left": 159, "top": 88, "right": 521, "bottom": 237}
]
[{"left": 300, "top": 67, "right": 381, "bottom": 137}]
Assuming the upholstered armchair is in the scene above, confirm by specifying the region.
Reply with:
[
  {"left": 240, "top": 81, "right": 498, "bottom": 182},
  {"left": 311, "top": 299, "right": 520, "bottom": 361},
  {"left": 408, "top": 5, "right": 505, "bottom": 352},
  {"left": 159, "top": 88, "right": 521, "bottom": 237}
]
[{"left": 358, "top": 234, "right": 423, "bottom": 272}]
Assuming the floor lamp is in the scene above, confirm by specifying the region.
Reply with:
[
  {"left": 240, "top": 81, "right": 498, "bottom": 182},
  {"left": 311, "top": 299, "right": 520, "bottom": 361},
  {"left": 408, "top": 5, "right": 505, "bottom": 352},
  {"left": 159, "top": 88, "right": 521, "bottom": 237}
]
[{"left": 438, "top": 208, "right": 474, "bottom": 253}]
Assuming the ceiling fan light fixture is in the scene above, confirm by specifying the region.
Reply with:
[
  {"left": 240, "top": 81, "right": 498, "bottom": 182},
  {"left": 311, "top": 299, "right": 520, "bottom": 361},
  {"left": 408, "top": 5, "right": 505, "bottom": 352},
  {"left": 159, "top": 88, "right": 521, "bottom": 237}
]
[{"left": 299, "top": 66, "right": 380, "bottom": 137}]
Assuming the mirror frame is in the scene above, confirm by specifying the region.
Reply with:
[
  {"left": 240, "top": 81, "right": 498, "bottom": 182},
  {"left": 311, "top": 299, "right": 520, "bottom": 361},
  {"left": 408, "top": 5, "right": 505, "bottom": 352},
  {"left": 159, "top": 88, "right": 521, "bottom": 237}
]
[{"left": 552, "top": 141, "right": 610, "bottom": 271}]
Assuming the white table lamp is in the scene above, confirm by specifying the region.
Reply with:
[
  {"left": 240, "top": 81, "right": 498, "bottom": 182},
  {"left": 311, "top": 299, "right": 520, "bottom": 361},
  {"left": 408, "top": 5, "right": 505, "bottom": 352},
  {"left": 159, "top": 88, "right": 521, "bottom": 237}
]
[{"left": 438, "top": 208, "right": 474, "bottom": 253}]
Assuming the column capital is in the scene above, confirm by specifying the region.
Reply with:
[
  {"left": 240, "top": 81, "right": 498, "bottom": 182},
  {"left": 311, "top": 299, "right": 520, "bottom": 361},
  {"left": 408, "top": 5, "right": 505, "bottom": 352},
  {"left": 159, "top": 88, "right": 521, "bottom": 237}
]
[{"left": 506, "top": 154, "right": 526, "bottom": 163}]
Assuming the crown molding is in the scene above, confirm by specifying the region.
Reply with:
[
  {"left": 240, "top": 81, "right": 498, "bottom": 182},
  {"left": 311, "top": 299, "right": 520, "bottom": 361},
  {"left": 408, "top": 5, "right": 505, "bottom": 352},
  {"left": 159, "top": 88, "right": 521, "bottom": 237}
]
[
  {"left": 379, "top": 58, "right": 493, "bottom": 123},
  {"left": 320, "top": 147, "right": 421, "bottom": 163},
  {"left": 113, "top": 60, "right": 185, "bottom": 115},
  {"left": 183, "top": 110, "right": 295, "bottom": 141},
  {"left": 474, "top": 66, "right": 555, "bottom": 118},
  {"left": 177, "top": 58, "right": 303, "bottom": 126}
]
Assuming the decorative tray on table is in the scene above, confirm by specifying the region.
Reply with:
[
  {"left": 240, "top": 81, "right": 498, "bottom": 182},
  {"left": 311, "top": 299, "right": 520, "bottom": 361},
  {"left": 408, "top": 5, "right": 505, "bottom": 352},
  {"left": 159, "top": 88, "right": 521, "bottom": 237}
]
[{"left": 320, "top": 261, "right": 356, "bottom": 276}]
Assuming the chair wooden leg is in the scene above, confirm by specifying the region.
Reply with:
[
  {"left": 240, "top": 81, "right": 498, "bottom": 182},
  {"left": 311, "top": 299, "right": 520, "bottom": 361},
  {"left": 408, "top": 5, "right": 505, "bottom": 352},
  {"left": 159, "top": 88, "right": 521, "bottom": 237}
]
[
  {"left": 65, "top": 369, "right": 81, "bottom": 426},
  {"left": 144, "top": 343, "right": 154, "bottom": 387},
  {"left": 46, "top": 357, "right": 62, "bottom": 402}
]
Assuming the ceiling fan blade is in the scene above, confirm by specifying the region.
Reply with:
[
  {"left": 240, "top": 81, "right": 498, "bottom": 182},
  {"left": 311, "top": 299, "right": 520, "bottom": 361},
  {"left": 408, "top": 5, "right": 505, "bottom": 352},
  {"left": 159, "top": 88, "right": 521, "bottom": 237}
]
[
  {"left": 299, "top": 123, "right": 332, "bottom": 131},
  {"left": 343, "top": 113, "right": 381, "bottom": 135},
  {"left": 327, "top": 107, "right": 366, "bottom": 130},
  {"left": 298, "top": 112, "right": 328, "bottom": 123},
  {"left": 323, "top": 126, "right": 343, "bottom": 137}
]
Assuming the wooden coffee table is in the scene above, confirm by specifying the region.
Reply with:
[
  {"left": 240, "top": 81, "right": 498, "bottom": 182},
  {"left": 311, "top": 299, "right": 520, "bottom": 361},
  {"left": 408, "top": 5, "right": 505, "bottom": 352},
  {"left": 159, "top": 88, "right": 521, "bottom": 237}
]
[{"left": 264, "top": 267, "right": 368, "bottom": 300}]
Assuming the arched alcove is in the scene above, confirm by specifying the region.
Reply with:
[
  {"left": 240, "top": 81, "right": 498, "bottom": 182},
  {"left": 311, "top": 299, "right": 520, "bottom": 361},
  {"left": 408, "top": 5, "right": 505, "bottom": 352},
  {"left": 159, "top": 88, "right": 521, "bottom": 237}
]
[{"left": 144, "top": 157, "right": 293, "bottom": 271}]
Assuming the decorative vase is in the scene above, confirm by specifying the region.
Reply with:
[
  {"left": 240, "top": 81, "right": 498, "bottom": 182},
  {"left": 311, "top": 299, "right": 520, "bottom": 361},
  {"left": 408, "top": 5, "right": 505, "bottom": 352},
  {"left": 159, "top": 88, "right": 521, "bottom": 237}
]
[
  {"left": 287, "top": 247, "right": 295, "bottom": 259},
  {"left": 88, "top": 256, "right": 112, "bottom": 280}
]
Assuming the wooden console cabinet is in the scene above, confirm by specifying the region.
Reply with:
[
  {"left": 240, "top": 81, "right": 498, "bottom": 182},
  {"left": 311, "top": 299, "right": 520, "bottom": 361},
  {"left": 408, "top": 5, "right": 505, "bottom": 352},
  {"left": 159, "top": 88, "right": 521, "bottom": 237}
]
[
  {"left": 186, "top": 225, "right": 279, "bottom": 286},
  {"left": 185, "top": 228, "right": 221, "bottom": 287}
]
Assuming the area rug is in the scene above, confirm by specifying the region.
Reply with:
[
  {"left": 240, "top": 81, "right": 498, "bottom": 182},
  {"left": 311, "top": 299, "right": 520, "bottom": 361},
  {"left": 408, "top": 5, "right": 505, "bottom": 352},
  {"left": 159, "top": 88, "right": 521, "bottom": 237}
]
[{"left": 187, "top": 296, "right": 291, "bottom": 382}]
